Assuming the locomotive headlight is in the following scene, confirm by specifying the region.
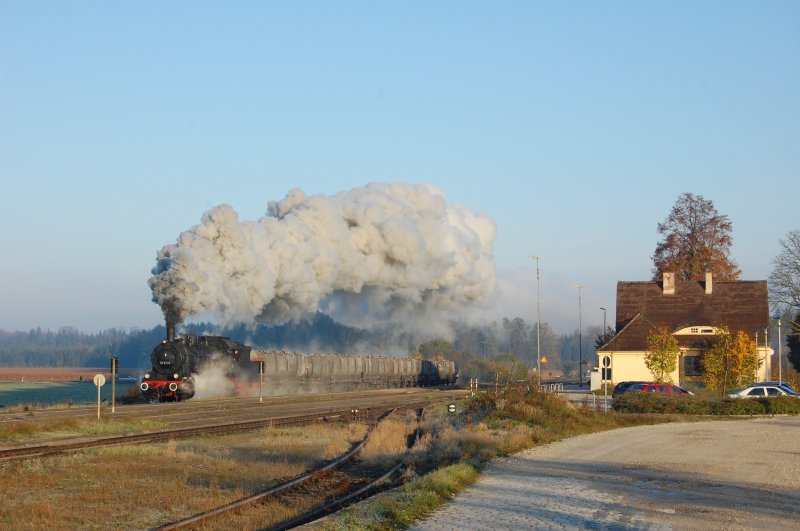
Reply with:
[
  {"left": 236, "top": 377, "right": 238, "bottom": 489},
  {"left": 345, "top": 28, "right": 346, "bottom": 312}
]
[
  {"left": 140, "top": 383, "right": 149, "bottom": 391},
  {"left": 173, "top": 373, "right": 179, "bottom": 379},
  {"left": 144, "top": 373, "right": 151, "bottom": 380},
  {"left": 168, "top": 383, "right": 178, "bottom": 392}
]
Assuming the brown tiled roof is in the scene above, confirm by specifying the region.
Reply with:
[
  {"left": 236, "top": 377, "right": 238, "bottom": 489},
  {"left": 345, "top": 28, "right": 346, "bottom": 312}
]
[{"left": 599, "top": 279, "right": 769, "bottom": 352}]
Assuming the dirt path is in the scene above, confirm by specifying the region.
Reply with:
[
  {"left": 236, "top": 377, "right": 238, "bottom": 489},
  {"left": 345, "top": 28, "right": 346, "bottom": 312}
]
[{"left": 411, "top": 417, "right": 800, "bottom": 530}]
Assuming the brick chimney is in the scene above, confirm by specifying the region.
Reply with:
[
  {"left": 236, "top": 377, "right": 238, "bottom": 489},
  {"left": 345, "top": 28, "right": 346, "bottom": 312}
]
[
  {"left": 663, "top": 272, "right": 675, "bottom": 295},
  {"left": 705, "top": 271, "right": 713, "bottom": 294}
]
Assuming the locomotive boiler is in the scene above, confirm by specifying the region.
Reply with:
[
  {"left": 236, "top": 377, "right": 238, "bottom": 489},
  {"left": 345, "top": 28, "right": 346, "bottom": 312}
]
[{"left": 140, "top": 324, "right": 458, "bottom": 402}]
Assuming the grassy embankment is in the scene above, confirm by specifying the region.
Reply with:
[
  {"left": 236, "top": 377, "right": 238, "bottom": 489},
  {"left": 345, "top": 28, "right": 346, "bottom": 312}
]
[{"left": 321, "top": 385, "right": 673, "bottom": 530}]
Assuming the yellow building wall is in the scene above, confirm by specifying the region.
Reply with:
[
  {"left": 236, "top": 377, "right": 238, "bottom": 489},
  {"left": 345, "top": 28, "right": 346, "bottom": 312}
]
[
  {"left": 598, "top": 347, "right": 773, "bottom": 387},
  {"left": 598, "top": 351, "right": 680, "bottom": 385}
]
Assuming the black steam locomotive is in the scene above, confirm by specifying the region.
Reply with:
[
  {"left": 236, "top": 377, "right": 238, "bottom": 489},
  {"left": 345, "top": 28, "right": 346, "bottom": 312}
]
[
  {"left": 140, "top": 325, "right": 458, "bottom": 402},
  {"left": 140, "top": 329, "right": 251, "bottom": 402}
]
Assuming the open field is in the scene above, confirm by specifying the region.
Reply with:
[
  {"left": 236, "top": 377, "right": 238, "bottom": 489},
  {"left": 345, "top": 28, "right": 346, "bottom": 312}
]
[
  {"left": 0, "top": 367, "right": 138, "bottom": 382},
  {"left": 0, "top": 368, "right": 141, "bottom": 407},
  {"left": 0, "top": 381, "right": 138, "bottom": 408}
]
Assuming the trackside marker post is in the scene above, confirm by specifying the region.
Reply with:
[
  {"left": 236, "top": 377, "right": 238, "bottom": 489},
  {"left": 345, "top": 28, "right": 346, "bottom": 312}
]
[
  {"left": 259, "top": 361, "right": 265, "bottom": 403},
  {"left": 110, "top": 357, "right": 118, "bottom": 413},
  {"left": 93, "top": 373, "right": 106, "bottom": 419}
]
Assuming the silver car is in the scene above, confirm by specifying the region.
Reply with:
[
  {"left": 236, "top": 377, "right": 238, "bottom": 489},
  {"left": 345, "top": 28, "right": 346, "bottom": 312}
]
[
  {"left": 751, "top": 381, "right": 798, "bottom": 395},
  {"left": 728, "top": 385, "right": 799, "bottom": 398}
]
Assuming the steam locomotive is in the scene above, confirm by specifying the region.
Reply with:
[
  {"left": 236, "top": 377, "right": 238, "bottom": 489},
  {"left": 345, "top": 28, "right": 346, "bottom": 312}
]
[{"left": 140, "top": 326, "right": 458, "bottom": 402}]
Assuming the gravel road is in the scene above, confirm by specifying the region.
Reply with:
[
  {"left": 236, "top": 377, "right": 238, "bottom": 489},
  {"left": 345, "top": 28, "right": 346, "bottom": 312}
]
[{"left": 410, "top": 417, "right": 800, "bottom": 530}]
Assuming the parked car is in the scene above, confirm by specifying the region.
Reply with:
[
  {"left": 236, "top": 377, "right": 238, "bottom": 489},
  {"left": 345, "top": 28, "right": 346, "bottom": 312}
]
[
  {"left": 612, "top": 381, "right": 648, "bottom": 398},
  {"left": 639, "top": 383, "right": 693, "bottom": 396},
  {"left": 613, "top": 381, "right": 693, "bottom": 397},
  {"left": 728, "top": 384, "right": 799, "bottom": 398},
  {"left": 750, "top": 381, "right": 799, "bottom": 395}
]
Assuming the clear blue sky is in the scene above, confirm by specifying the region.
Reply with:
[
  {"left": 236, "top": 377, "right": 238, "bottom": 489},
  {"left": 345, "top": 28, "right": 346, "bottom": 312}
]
[{"left": 1, "top": 1, "right": 797, "bottom": 335}]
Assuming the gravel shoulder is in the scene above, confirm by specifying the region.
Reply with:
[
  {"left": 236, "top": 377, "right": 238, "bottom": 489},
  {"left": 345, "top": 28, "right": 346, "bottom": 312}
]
[{"left": 411, "top": 416, "right": 800, "bottom": 530}]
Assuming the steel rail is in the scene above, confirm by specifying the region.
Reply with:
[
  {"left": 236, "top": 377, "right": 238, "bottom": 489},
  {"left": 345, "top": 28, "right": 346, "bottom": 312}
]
[
  {"left": 274, "top": 407, "right": 426, "bottom": 530},
  {"left": 154, "top": 408, "right": 400, "bottom": 531},
  {"left": 274, "top": 457, "right": 404, "bottom": 530},
  {"left": 0, "top": 407, "right": 393, "bottom": 463}
]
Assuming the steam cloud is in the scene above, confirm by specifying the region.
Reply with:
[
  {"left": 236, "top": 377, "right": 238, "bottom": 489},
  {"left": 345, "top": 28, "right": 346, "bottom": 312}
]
[{"left": 149, "top": 183, "right": 496, "bottom": 336}]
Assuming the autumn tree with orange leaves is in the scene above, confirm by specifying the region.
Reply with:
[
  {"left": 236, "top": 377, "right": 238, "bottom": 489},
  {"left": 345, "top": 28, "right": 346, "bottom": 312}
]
[
  {"left": 652, "top": 193, "right": 741, "bottom": 281},
  {"left": 645, "top": 327, "right": 679, "bottom": 383},
  {"left": 701, "top": 326, "right": 761, "bottom": 396}
]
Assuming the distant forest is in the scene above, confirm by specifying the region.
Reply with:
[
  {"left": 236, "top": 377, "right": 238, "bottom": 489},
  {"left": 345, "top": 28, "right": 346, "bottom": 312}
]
[{"left": 0, "top": 313, "right": 605, "bottom": 381}]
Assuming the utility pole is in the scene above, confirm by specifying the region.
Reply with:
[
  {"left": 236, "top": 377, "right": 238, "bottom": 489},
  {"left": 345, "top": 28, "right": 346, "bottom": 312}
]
[
  {"left": 778, "top": 319, "right": 782, "bottom": 384},
  {"left": 599, "top": 307, "right": 607, "bottom": 337},
  {"left": 573, "top": 284, "right": 587, "bottom": 387},
  {"left": 528, "top": 255, "right": 541, "bottom": 376}
]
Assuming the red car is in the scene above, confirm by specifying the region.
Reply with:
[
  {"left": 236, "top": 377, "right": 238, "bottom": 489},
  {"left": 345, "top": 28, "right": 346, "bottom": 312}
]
[{"left": 637, "top": 383, "right": 692, "bottom": 396}]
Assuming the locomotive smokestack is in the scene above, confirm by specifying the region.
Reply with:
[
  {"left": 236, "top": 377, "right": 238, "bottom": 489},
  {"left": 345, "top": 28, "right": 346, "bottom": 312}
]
[{"left": 166, "top": 319, "right": 176, "bottom": 342}]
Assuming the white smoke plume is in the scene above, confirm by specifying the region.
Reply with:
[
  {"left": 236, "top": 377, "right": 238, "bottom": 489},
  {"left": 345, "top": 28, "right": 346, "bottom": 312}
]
[
  {"left": 149, "top": 183, "right": 496, "bottom": 337},
  {"left": 192, "top": 355, "right": 236, "bottom": 399}
]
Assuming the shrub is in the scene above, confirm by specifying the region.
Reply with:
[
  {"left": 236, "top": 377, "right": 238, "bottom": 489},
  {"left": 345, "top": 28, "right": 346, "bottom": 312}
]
[{"left": 613, "top": 392, "right": 800, "bottom": 415}]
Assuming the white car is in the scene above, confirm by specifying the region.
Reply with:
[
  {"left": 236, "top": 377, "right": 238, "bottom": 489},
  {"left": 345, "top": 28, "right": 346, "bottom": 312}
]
[{"left": 728, "top": 385, "right": 798, "bottom": 398}]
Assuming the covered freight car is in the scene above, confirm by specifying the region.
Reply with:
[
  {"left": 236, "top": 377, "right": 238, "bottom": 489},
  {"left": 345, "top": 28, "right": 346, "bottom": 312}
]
[{"left": 250, "top": 351, "right": 457, "bottom": 394}]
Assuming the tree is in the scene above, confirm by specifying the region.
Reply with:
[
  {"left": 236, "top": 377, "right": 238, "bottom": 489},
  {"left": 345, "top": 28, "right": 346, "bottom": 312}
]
[
  {"left": 730, "top": 330, "right": 760, "bottom": 386},
  {"left": 502, "top": 317, "right": 531, "bottom": 361},
  {"left": 651, "top": 193, "right": 741, "bottom": 281},
  {"left": 535, "top": 322, "right": 562, "bottom": 370},
  {"left": 787, "top": 312, "right": 800, "bottom": 372},
  {"left": 645, "top": 328, "right": 679, "bottom": 383},
  {"left": 702, "top": 326, "right": 761, "bottom": 396},
  {"left": 417, "top": 339, "right": 457, "bottom": 360},
  {"left": 768, "top": 230, "right": 800, "bottom": 314},
  {"left": 595, "top": 326, "right": 615, "bottom": 350}
]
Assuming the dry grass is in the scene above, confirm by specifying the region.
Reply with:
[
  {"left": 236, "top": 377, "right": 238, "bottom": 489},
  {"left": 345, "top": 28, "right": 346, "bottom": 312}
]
[
  {"left": 0, "top": 421, "right": 367, "bottom": 530},
  {"left": 0, "top": 416, "right": 167, "bottom": 444},
  {"left": 358, "top": 413, "right": 417, "bottom": 468}
]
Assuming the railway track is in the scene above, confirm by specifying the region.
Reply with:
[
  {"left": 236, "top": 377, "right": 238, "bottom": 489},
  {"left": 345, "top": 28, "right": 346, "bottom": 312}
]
[
  {"left": 0, "top": 387, "right": 463, "bottom": 427},
  {"left": 156, "top": 407, "right": 425, "bottom": 530},
  {"left": 0, "top": 402, "right": 428, "bottom": 463}
]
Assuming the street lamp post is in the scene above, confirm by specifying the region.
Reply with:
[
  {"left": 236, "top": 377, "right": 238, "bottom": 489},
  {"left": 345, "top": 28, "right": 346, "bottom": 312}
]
[
  {"left": 528, "top": 255, "right": 541, "bottom": 376},
  {"left": 765, "top": 328, "right": 770, "bottom": 380},
  {"left": 778, "top": 318, "right": 782, "bottom": 384},
  {"left": 573, "top": 284, "right": 586, "bottom": 386},
  {"left": 599, "top": 307, "right": 607, "bottom": 335}
]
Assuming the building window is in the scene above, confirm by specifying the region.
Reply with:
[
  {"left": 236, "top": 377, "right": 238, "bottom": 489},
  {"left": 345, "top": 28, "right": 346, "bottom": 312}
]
[{"left": 684, "top": 356, "right": 702, "bottom": 376}]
